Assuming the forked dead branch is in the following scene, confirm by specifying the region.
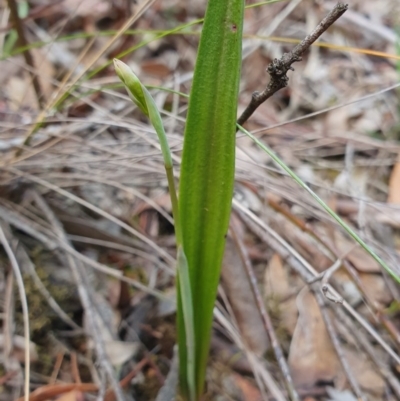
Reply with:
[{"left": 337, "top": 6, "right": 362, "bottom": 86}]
[{"left": 237, "top": 3, "right": 348, "bottom": 127}]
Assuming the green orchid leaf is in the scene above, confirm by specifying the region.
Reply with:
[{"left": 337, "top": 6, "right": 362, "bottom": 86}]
[{"left": 177, "top": 0, "right": 245, "bottom": 398}]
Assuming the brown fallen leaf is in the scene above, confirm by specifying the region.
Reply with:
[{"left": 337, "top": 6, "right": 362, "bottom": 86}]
[
  {"left": 265, "top": 253, "right": 290, "bottom": 301},
  {"left": 288, "top": 287, "right": 340, "bottom": 389}
]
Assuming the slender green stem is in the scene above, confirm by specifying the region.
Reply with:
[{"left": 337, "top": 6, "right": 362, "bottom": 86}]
[
  {"left": 166, "top": 165, "right": 181, "bottom": 245},
  {"left": 114, "top": 58, "right": 195, "bottom": 398},
  {"left": 177, "top": 248, "right": 196, "bottom": 401}
]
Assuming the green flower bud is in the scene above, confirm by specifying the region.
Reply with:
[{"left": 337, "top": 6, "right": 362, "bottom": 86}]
[{"left": 113, "top": 59, "right": 148, "bottom": 116}]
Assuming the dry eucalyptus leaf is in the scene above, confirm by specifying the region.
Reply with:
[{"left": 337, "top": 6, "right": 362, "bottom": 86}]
[
  {"left": 288, "top": 287, "right": 340, "bottom": 389},
  {"left": 264, "top": 253, "right": 290, "bottom": 300}
]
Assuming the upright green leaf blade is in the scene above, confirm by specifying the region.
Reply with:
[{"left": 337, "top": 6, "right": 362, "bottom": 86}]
[{"left": 178, "top": 0, "right": 244, "bottom": 397}]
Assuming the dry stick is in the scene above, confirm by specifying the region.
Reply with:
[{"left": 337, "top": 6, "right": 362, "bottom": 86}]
[
  {"left": 32, "top": 192, "right": 127, "bottom": 401},
  {"left": 70, "top": 353, "right": 82, "bottom": 384},
  {"left": 50, "top": 351, "right": 65, "bottom": 384},
  {"left": 0, "top": 224, "right": 30, "bottom": 401},
  {"left": 313, "top": 290, "right": 367, "bottom": 401},
  {"left": 6, "top": 0, "right": 45, "bottom": 108},
  {"left": 307, "top": 258, "right": 344, "bottom": 304},
  {"left": 237, "top": 2, "right": 348, "bottom": 127},
  {"left": 230, "top": 216, "right": 300, "bottom": 401}
]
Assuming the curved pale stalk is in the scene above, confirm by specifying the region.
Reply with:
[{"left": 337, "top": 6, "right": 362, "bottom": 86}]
[
  {"left": 114, "top": 59, "right": 195, "bottom": 398},
  {"left": 113, "top": 59, "right": 180, "bottom": 241}
]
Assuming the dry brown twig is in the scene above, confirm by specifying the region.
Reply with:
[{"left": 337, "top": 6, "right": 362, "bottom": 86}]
[{"left": 237, "top": 3, "right": 348, "bottom": 127}]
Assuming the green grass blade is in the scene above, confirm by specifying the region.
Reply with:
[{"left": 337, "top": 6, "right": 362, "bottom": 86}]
[
  {"left": 178, "top": 0, "right": 245, "bottom": 398},
  {"left": 237, "top": 124, "right": 400, "bottom": 283}
]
